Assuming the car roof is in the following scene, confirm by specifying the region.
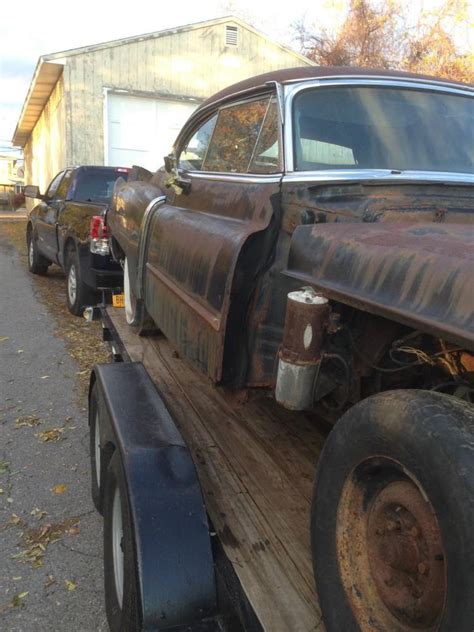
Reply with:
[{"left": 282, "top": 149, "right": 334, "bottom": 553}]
[{"left": 199, "top": 65, "right": 473, "bottom": 111}]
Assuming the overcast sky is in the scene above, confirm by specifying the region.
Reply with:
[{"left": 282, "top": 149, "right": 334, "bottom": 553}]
[{"left": 0, "top": 0, "right": 471, "bottom": 148}]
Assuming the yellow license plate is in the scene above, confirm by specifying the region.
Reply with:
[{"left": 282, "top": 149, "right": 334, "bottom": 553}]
[{"left": 112, "top": 293, "right": 125, "bottom": 308}]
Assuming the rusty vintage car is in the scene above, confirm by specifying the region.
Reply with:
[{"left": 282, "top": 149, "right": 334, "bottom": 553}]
[{"left": 107, "top": 67, "right": 473, "bottom": 631}]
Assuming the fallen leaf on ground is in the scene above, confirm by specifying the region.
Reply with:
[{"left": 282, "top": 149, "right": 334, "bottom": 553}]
[
  {"left": 18, "top": 518, "right": 80, "bottom": 568},
  {"left": 0, "top": 336, "right": 9, "bottom": 342},
  {"left": 0, "top": 460, "right": 9, "bottom": 475},
  {"left": 51, "top": 484, "right": 67, "bottom": 494},
  {"left": 11, "top": 592, "right": 28, "bottom": 607},
  {"left": 15, "top": 415, "right": 41, "bottom": 428},
  {"left": 37, "top": 428, "right": 64, "bottom": 443},
  {"left": 40, "top": 375, "right": 50, "bottom": 379},
  {"left": 10, "top": 514, "right": 23, "bottom": 525},
  {"left": 30, "top": 507, "right": 48, "bottom": 520},
  {"left": 44, "top": 575, "right": 56, "bottom": 588},
  {"left": 65, "top": 579, "right": 77, "bottom": 591}
]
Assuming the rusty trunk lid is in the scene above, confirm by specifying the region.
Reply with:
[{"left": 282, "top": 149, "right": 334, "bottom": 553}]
[{"left": 284, "top": 221, "right": 474, "bottom": 350}]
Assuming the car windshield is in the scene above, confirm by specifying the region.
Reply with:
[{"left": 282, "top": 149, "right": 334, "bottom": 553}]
[
  {"left": 70, "top": 168, "right": 127, "bottom": 203},
  {"left": 292, "top": 85, "right": 474, "bottom": 174}
]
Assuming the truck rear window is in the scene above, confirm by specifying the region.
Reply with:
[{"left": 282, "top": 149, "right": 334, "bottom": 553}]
[
  {"left": 293, "top": 86, "right": 473, "bottom": 174},
  {"left": 71, "top": 169, "right": 127, "bottom": 203}
]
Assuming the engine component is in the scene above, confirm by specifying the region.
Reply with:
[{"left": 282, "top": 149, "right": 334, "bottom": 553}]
[{"left": 276, "top": 288, "right": 329, "bottom": 410}]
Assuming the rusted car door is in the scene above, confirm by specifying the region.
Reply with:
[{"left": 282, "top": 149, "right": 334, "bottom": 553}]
[{"left": 145, "top": 94, "right": 283, "bottom": 381}]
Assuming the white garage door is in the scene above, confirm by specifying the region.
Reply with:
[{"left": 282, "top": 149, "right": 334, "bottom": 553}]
[{"left": 106, "top": 93, "right": 197, "bottom": 171}]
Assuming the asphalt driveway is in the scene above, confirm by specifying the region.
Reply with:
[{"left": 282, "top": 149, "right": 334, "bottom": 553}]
[{"left": 0, "top": 224, "right": 107, "bottom": 631}]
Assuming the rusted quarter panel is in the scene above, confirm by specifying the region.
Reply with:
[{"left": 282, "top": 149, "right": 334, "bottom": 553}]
[
  {"left": 285, "top": 222, "right": 474, "bottom": 351},
  {"left": 145, "top": 178, "right": 280, "bottom": 381},
  {"left": 281, "top": 183, "right": 474, "bottom": 233},
  {"left": 108, "top": 179, "right": 164, "bottom": 287}
]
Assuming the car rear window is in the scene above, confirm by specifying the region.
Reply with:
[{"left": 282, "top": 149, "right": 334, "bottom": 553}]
[
  {"left": 70, "top": 168, "right": 128, "bottom": 203},
  {"left": 293, "top": 86, "right": 474, "bottom": 174}
]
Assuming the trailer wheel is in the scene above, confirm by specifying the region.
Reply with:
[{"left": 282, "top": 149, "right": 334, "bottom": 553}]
[
  {"left": 104, "top": 453, "right": 141, "bottom": 632},
  {"left": 89, "top": 383, "right": 111, "bottom": 514},
  {"left": 311, "top": 390, "right": 474, "bottom": 632}
]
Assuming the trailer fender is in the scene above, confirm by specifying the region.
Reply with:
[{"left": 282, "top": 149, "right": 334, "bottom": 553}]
[{"left": 90, "top": 362, "right": 217, "bottom": 629}]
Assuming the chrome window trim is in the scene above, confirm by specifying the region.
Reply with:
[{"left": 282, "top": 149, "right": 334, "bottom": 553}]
[
  {"left": 136, "top": 195, "right": 167, "bottom": 300},
  {"left": 283, "top": 78, "right": 474, "bottom": 173},
  {"left": 282, "top": 74, "right": 474, "bottom": 92},
  {"left": 282, "top": 170, "right": 474, "bottom": 186},
  {"left": 186, "top": 171, "right": 282, "bottom": 185}
]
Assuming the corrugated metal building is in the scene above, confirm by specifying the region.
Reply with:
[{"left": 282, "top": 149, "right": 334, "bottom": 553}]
[{"left": 12, "top": 16, "right": 312, "bottom": 195}]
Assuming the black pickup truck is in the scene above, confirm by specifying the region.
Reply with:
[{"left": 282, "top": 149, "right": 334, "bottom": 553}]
[{"left": 25, "top": 165, "right": 128, "bottom": 315}]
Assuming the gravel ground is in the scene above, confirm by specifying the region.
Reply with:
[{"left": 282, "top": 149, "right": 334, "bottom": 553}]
[{"left": 0, "top": 222, "right": 108, "bottom": 631}]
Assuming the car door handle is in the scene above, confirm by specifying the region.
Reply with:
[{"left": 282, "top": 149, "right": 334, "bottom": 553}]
[{"left": 176, "top": 176, "right": 191, "bottom": 194}]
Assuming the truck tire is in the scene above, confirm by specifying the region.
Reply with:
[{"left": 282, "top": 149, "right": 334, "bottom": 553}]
[
  {"left": 27, "top": 229, "right": 49, "bottom": 275},
  {"left": 104, "top": 453, "right": 141, "bottom": 632},
  {"left": 311, "top": 390, "right": 474, "bottom": 632},
  {"left": 89, "top": 383, "right": 111, "bottom": 515},
  {"left": 65, "top": 247, "right": 95, "bottom": 316}
]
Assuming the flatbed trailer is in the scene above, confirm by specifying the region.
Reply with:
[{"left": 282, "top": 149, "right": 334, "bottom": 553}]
[
  {"left": 95, "top": 306, "right": 328, "bottom": 631},
  {"left": 88, "top": 304, "right": 474, "bottom": 632}
]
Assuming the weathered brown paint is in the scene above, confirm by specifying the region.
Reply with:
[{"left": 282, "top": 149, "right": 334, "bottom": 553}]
[
  {"left": 285, "top": 221, "right": 474, "bottom": 351},
  {"left": 143, "top": 176, "right": 281, "bottom": 381}
]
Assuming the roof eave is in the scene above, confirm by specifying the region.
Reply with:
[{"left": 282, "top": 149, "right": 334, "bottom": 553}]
[{"left": 12, "top": 59, "right": 64, "bottom": 147}]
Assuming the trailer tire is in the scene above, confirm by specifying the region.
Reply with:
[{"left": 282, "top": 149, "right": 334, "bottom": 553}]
[
  {"left": 104, "top": 453, "right": 141, "bottom": 632},
  {"left": 311, "top": 390, "right": 474, "bottom": 632},
  {"left": 89, "top": 383, "right": 111, "bottom": 514}
]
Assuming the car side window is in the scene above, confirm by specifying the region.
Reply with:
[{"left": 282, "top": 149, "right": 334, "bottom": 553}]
[
  {"left": 203, "top": 97, "right": 270, "bottom": 174},
  {"left": 248, "top": 97, "right": 281, "bottom": 174},
  {"left": 56, "top": 169, "right": 74, "bottom": 200},
  {"left": 178, "top": 115, "right": 218, "bottom": 171},
  {"left": 44, "top": 172, "right": 64, "bottom": 200}
]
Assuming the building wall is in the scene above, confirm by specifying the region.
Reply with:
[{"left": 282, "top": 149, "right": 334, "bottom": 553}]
[
  {"left": 24, "top": 74, "right": 67, "bottom": 208},
  {"left": 66, "top": 20, "right": 310, "bottom": 165}
]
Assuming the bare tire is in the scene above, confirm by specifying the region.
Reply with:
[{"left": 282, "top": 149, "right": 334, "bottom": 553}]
[
  {"left": 104, "top": 453, "right": 141, "bottom": 631},
  {"left": 123, "top": 257, "right": 158, "bottom": 335},
  {"left": 27, "top": 229, "right": 48, "bottom": 275},
  {"left": 66, "top": 248, "right": 95, "bottom": 316},
  {"left": 89, "top": 383, "right": 112, "bottom": 515},
  {"left": 124, "top": 257, "right": 138, "bottom": 325},
  {"left": 311, "top": 390, "right": 474, "bottom": 632}
]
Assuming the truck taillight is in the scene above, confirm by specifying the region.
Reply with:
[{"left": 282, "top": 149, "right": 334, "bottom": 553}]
[
  {"left": 90, "top": 215, "right": 109, "bottom": 239},
  {"left": 90, "top": 215, "right": 110, "bottom": 255}
]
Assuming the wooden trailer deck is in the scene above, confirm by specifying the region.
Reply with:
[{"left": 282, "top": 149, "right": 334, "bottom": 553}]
[{"left": 108, "top": 307, "right": 329, "bottom": 632}]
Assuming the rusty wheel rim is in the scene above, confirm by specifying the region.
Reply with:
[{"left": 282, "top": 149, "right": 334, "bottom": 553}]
[{"left": 336, "top": 458, "right": 447, "bottom": 631}]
